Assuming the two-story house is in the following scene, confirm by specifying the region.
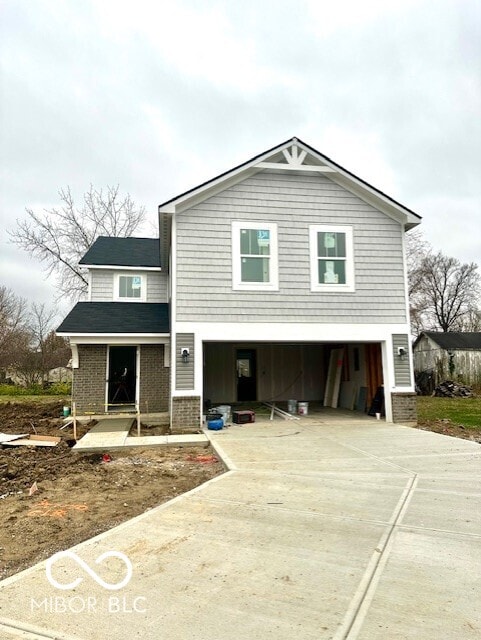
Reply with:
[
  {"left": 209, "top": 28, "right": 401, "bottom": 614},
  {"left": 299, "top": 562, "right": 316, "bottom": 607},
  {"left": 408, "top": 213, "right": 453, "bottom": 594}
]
[{"left": 57, "top": 137, "right": 421, "bottom": 426}]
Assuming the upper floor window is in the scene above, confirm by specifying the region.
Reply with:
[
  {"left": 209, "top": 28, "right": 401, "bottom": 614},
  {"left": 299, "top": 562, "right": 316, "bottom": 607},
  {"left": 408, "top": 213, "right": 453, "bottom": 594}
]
[
  {"left": 232, "top": 221, "right": 278, "bottom": 291},
  {"left": 309, "top": 225, "right": 355, "bottom": 292},
  {"left": 114, "top": 273, "right": 146, "bottom": 301}
]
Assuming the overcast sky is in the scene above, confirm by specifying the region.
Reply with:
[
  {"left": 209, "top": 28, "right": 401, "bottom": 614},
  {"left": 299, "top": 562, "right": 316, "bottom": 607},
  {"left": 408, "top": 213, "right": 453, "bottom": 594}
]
[{"left": 1, "top": 0, "right": 480, "bottom": 318}]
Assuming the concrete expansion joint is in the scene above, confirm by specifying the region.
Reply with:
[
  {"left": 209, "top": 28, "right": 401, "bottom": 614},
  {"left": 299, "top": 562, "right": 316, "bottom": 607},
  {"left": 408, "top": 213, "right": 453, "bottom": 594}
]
[
  {"left": 324, "top": 436, "right": 417, "bottom": 476},
  {"left": 0, "top": 616, "right": 80, "bottom": 639},
  {"left": 334, "top": 473, "right": 418, "bottom": 640}
]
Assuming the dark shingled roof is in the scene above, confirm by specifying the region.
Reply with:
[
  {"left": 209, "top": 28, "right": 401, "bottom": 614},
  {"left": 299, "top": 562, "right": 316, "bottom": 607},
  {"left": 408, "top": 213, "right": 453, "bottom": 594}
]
[
  {"left": 421, "top": 332, "right": 481, "bottom": 350},
  {"left": 57, "top": 302, "right": 170, "bottom": 334},
  {"left": 79, "top": 237, "right": 161, "bottom": 268}
]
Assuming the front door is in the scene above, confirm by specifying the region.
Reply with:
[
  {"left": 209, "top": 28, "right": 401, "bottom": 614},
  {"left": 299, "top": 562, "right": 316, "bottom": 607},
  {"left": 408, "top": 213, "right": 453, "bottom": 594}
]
[
  {"left": 236, "top": 349, "right": 257, "bottom": 401},
  {"left": 107, "top": 346, "right": 137, "bottom": 408}
]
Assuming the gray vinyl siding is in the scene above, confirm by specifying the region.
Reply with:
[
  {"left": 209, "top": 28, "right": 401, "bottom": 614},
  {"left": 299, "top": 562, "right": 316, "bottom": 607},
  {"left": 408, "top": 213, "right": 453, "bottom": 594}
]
[
  {"left": 393, "top": 334, "right": 411, "bottom": 386},
  {"left": 90, "top": 270, "right": 168, "bottom": 302},
  {"left": 90, "top": 269, "right": 113, "bottom": 300},
  {"left": 175, "top": 333, "right": 194, "bottom": 390},
  {"left": 175, "top": 171, "right": 408, "bottom": 323},
  {"left": 146, "top": 272, "right": 168, "bottom": 302}
]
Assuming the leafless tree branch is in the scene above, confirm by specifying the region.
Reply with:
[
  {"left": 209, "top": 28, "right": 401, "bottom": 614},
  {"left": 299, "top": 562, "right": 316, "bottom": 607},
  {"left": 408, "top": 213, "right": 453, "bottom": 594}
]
[{"left": 8, "top": 185, "right": 145, "bottom": 301}]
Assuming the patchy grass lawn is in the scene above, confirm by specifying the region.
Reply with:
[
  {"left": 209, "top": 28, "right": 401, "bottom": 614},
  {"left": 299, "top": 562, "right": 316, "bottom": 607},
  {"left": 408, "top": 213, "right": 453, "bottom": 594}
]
[{"left": 416, "top": 395, "right": 481, "bottom": 441}]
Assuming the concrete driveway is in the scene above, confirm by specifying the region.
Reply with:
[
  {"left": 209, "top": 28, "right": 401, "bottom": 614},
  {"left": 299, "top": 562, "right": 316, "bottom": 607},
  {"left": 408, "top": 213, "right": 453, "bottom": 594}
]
[{"left": 1, "top": 413, "right": 481, "bottom": 639}]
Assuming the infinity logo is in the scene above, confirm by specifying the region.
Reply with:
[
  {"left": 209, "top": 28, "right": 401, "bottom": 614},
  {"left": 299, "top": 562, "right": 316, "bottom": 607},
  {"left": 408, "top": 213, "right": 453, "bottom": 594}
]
[{"left": 46, "top": 550, "right": 133, "bottom": 591}]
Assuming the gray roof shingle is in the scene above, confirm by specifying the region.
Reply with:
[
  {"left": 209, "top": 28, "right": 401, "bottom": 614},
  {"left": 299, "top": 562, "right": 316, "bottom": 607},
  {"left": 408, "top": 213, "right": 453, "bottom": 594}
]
[
  {"left": 57, "top": 302, "right": 170, "bottom": 334},
  {"left": 421, "top": 332, "right": 481, "bottom": 350},
  {"left": 79, "top": 237, "right": 161, "bottom": 268}
]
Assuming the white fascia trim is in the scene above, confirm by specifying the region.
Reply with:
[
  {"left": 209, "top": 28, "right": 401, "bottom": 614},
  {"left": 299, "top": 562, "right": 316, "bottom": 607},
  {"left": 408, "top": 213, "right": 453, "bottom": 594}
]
[
  {"left": 175, "top": 322, "right": 411, "bottom": 342},
  {"left": 64, "top": 334, "right": 170, "bottom": 345},
  {"left": 159, "top": 138, "right": 420, "bottom": 228},
  {"left": 82, "top": 265, "right": 161, "bottom": 271},
  {"left": 327, "top": 173, "right": 420, "bottom": 229}
]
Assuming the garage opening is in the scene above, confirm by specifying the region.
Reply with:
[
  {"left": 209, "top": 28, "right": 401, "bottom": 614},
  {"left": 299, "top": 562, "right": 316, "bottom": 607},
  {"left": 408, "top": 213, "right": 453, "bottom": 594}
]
[{"left": 203, "top": 342, "right": 383, "bottom": 416}]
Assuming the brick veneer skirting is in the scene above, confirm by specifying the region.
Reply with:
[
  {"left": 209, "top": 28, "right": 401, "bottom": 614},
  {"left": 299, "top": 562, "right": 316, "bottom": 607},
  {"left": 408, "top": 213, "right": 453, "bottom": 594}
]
[
  {"left": 172, "top": 396, "right": 201, "bottom": 428},
  {"left": 391, "top": 392, "right": 417, "bottom": 425}
]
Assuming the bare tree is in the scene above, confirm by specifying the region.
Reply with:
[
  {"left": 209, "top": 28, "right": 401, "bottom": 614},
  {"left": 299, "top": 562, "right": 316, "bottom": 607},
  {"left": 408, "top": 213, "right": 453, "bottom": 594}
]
[
  {"left": 417, "top": 251, "right": 481, "bottom": 332},
  {"left": 405, "top": 229, "right": 432, "bottom": 336},
  {"left": 0, "top": 286, "right": 29, "bottom": 375},
  {"left": 0, "top": 291, "right": 70, "bottom": 384},
  {"left": 29, "top": 303, "right": 70, "bottom": 383},
  {"left": 9, "top": 185, "right": 146, "bottom": 301}
]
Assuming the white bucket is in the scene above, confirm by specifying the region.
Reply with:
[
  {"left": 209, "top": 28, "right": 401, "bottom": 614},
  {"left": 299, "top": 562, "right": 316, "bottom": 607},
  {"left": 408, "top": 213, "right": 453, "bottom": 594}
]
[
  {"left": 215, "top": 405, "right": 231, "bottom": 425},
  {"left": 287, "top": 399, "right": 297, "bottom": 414},
  {"left": 298, "top": 401, "right": 309, "bottom": 416}
]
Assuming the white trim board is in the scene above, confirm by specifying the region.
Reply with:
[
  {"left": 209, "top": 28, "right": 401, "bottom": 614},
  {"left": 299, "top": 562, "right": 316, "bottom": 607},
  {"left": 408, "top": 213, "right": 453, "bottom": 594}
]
[
  {"left": 66, "top": 335, "right": 170, "bottom": 345},
  {"left": 82, "top": 265, "right": 161, "bottom": 271},
  {"left": 174, "top": 322, "right": 411, "bottom": 342}
]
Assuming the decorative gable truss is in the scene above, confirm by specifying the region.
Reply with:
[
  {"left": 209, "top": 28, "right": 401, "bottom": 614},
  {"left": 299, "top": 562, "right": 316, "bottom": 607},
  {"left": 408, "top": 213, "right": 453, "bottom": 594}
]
[{"left": 256, "top": 142, "right": 336, "bottom": 173}]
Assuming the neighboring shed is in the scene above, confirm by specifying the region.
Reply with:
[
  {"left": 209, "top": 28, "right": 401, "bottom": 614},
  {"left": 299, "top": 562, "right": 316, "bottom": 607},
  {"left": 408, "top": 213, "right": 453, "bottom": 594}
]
[{"left": 413, "top": 332, "right": 481, "bottom": 391}]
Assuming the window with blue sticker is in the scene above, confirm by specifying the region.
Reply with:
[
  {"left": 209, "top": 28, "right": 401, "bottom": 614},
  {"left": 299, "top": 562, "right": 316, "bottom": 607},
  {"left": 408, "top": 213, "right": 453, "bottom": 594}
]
[
  {"left": 117, "top": 275, "right": 143, "bottom": 299},
  {"left": 309, "top": 225, "right": 355, "bottom": 292},
  {"left": 232, "top": 222, "right": 278, "bottom": 290}
]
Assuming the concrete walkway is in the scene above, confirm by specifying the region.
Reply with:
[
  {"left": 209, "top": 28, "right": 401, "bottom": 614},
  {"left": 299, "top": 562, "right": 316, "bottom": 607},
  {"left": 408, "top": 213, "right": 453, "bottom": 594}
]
[
  {"left": 1, "top": 414, "right": 481, "bottom": 639},
  {"left": 72, "top": 417, "right": 208, "bottom": 451}
]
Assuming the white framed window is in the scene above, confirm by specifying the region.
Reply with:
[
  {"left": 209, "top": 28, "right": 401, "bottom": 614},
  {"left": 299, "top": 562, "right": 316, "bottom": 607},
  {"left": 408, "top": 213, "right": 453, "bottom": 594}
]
[
  {"left": 114, "top": 273, "right": 146, "bottom": 301},
  {"left": 309, "top": 225, "right": 355, "bottom": 292},
  {"left": 232, "top": 221, "right": 278, "bottom": 291}
]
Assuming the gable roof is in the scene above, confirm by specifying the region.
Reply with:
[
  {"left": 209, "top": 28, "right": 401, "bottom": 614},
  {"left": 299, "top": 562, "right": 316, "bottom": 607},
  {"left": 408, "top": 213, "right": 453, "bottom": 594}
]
[
  {"left": 57, "top": 302, "right": 170, "bottom": 335},
  {"left": 158, "top": 137, "right": 422, "bottom": 230},
  {"left": 416, "top": 332, "right": 481, "bottom": 350},
  {"left": 79, "top": 237, "right": 161, "bottom": 268}
]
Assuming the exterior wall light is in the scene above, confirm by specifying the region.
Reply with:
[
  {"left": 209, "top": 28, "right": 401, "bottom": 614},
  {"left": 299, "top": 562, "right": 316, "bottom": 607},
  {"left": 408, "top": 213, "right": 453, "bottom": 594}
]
[
  {"left": 181, "top": 348, "right": 190, "bottom": 363},
  {"left": 397, "top": 347, "right": 406, "bottom": 360}
]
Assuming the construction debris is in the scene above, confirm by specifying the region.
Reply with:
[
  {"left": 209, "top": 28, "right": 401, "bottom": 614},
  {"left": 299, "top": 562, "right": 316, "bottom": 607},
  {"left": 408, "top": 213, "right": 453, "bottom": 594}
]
[
  {"left": 28, "top": 481, "right": 38, "bottom": 496},
  {"left": 0, "top": 433, "right": 29, "bottom": 444},
  {"left": 1, "top": 434, "right": 61, "bottom": 447},
  {"left": 263, "top": 402, "right": 300, "bottom": 421},
  {"left": 433, "top": 380, "right": 474, "bottom": 398}
]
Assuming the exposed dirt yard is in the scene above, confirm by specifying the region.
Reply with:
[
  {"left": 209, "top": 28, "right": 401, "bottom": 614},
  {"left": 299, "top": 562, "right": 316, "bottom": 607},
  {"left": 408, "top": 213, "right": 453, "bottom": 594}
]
[
  {"left": 416, "top": 419, "right": 481, "bottom": 442},
  {"left": 0, "top": 401, "right": 224, "bottom": 580}
]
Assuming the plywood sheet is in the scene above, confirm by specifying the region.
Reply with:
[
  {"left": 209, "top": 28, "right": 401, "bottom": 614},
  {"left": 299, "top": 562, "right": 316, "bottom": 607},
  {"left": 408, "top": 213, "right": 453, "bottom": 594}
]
[
  {"left": 339, "top": 382, "right": 357, "bottom": 410},
  {"left": 323, "top": 348, "right": 344, "bottom": 408}
]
